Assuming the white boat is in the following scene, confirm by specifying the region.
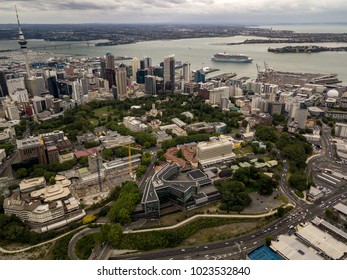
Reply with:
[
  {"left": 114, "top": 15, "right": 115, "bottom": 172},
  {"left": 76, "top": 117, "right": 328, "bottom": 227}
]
[{"left": 211, "top": 52, "right": 253, "bottom": 63}]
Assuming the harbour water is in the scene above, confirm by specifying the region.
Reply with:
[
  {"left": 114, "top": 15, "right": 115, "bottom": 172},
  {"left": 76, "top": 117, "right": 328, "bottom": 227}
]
[{"left": 1, "top": 24, "right": 347, "bottom": 84}]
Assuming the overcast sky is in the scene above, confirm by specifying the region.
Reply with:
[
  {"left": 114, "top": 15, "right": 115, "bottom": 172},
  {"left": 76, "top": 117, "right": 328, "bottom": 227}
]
[{"left": 3, "top": 0, "right": 347, "bottom": 24}]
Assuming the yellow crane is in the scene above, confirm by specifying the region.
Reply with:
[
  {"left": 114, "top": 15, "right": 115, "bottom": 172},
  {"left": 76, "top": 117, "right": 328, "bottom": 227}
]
[{"left": 113, "top": 144, "right": 142, "bottom": 179}]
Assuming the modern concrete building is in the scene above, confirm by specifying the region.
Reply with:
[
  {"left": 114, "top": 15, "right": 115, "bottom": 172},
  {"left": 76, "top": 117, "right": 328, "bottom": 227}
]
[
  {"left": 141, "top": 163, "right": 214, "bottom": 217},
  {"left": 295, "top": 108, "right": 308, "bottom": 129},
  {"left": 335, "top": 123, "right": 347, "bottom": 138},
  {"left": 196, "top": 136, "right": 235, "bottom": 167}
]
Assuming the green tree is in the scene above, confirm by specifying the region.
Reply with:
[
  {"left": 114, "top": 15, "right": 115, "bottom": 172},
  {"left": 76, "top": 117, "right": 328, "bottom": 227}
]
[
  {"left": 15, "top": 168, "right": 28, "bottom": 178},
  {"left": 117, "top": 208, "right": 131, "bottom": 225},
  {"left": 276, "top": 207, "right": 286, "bottom": 218},
  {"left": 101, "top": 148, "right": 114, "bottom": 160},
  {"left": 98, "top": 224, "right": 111, "bottom": 243},
  {"left": 241, "top": 120, "right": 248, "bottom": 128},
  {"left": 49, "top": 176, "right": 56, "bottom": 185},
  {"left": 288, "top": 172, "right": 307, "bottom": 191},
  {"left": 176, "top": 149, "right": 183, "bottom": 158},
  {"left": 136, "top": 165, "right": 146, "bottom": 179},
  {"left": 108, "top": 223, "right": 123, "bottom": 248},
  {"left": 265, "top": 236, "right": 272, "bottom": 246}
]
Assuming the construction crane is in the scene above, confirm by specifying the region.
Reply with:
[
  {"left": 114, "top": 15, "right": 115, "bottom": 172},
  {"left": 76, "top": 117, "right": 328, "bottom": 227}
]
[
  {"left": 112, "top": 143, "right": 142, "bottom": 179},
  {"left": 92, "top": 153, "right": 108, "bottom": 193},
  {"left": 92, "top": 144, "right": 143, "bottom": 192}
]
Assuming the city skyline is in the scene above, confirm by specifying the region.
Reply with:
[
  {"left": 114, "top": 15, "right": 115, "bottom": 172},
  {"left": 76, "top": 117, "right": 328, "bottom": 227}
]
[{"left": 2, "top": 0, "right": 347, "bottom": 25}]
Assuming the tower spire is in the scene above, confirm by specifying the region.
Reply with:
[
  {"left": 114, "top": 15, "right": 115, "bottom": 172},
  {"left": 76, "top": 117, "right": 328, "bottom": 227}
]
[{"left": 15, "top": 6, "right": 31, "bottom": 77}]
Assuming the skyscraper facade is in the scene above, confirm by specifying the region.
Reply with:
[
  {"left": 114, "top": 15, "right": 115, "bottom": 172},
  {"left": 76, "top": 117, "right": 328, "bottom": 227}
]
[
  {"left": 182, "top": 62, "right": 191, "bottom": 83},
  {"left": 145, "top": 75, "right": 156, "bottom": 95},
  {"left": 116, "top": 64, "right": 127, "bottom": 98},
  {"left": 131, "top": 57, "right": 140, "bottom": 78},
  {"left": 163, "top": 55, "right": 175, "bottom": 93}
]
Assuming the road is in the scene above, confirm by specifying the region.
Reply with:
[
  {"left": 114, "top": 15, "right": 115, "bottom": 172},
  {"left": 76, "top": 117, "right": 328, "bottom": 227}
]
[
  {"left": 109, "top": 187, "right": 346, "bottom": 260},
  {"left": 68, "top": 227, "right": 100, "bottom": 259}
]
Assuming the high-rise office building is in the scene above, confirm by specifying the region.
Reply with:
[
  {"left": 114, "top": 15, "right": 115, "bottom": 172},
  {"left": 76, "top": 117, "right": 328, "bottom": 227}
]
[
  {"left": 7, "top": 77, "right": 25, "bottom": 95},
  {"left": 0, "top": 71, "right": 9, "bottom": 97},
  {"left": 182, "top": 62, "right": 191, "bottom": 83},
  {"left": 163, "top": 55, "right": 175, "bottom": 93},
  {"left": 72, "top": 80, "right": 84, "bottom": 105},
  {"left": 136, "top": 69, "right": 148, "bottom": 84},
  {"left": 132, "top": 57, "right": 140, "bottom": 78},
  {"left": 145, "top": 75, "right": 156, "bottom": 95},
  {"left": 105, "top": 53, "right": 116, "bottom": 86},
  {"left": 25, "top": 76, "right": 45, "bottom": 97},
  {"left": 106, "top": 52, "right": 115, "bottom": 70},
  {"left": 47, "top": 76, "right": 59, "bottom": 98},
  {"left": 144, "top": 57, "right": 152, "bottom": 69},
  {"left": 116, "top": 64, "right": 127, "bottom": 98},
  {"left": 100, "top": 59, "right": 106, "bottom": 79},
  {"left": 194, "top": 69, "right": 205, "bottom": 83}
]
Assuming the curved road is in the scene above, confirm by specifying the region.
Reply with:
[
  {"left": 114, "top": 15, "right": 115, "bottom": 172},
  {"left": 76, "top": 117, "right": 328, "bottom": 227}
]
[{"left": 67, "top": 210, "right": 278, "bottom": 259}]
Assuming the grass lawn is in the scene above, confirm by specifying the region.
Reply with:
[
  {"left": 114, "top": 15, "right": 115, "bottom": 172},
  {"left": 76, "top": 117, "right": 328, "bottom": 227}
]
[
  {"left": 94, "top": 106, "right": 112, "bottom": 117},
  {"left": 181, "top": 217, "right": 268, "bottom": 246},
  {"left": 89, "top": 118, "right": 99, "bottom": 126},
  {"left": 233, "top": 149, "right": 243, "bottom": 155},
  {"left": 241, "top": 145, "right": 253, "bottom": 154},
  {"left": 159, "top": 202, "right": 222, "bottom": 226},
  {"left": 277, "top": 194, "right": 289, "bottom": 204}
]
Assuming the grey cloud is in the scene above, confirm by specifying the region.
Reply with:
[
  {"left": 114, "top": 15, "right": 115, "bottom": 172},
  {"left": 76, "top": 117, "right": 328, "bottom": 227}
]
[{"left": 2, "top": 0, "right": 347, "bottom": 24}]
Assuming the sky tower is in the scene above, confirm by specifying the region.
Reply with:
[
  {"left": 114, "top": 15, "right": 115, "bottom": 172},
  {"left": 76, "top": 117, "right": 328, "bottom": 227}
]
[{"left": 15, "top": 6, "right": 31, "bottom": 77}]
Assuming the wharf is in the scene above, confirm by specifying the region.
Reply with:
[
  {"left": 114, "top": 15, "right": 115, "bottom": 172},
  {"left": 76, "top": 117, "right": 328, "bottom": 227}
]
[
  {"left": 257, "top": 69, "right": 340, "bottom": 86},
  {"left": 208, "top": 72, "right": 237, "bottom": 81}
]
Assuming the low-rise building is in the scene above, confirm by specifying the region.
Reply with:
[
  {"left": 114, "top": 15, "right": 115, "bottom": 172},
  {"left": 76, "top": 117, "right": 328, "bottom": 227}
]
[
  {"left": 100, "top": 131, "right": 135, "bottom": 148},
  {"left": 333, "top": 203, "right": 347, "bottom": 220},
  {"left": 152, "top": 130, "right": 172, "bottom": 144},
  {"left": 295, "top": 222, "right": 347, "bottom": 260},
  {"left": 196, "top": 136, "right": 235, "bottom": 167},
  {"left": 19, "top": 177, "right": 46, "bottom": 193},
  {"left": 123, "top": 116, "right": 148, "bottom": 132},
  {"left": 307, "top": 186, "right": 323, "bottom": 201},
  {"left": 270, "top": 234, "right": 324, "bottom": 260},
  {"left": 3, "top": 176, "right": 83, "bottom": 230},
  {"left": 141, "top": 163, "right": 214, "bottom": 217}
]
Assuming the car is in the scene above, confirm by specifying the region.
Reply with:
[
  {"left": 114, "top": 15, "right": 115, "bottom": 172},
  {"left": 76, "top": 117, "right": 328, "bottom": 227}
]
[
  {"left": 181, "top": 249, "right": 185, "bottom": 252},
  {"left": 253, "top": 242, "right": 257, "bottom": 245}
]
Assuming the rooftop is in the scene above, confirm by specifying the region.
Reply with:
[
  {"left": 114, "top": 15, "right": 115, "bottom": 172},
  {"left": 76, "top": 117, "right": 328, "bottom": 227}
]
[
  {"left": 333, "top": 203, "right": 347, "bottom": 215},
  {"left": 296, "top": 223, "right": 347, "bottom": 260},
  {"left": 19, "top": 177, "right": 46, "bottom": 192},
  {"left": 270, "top": 234, "right": 323, "bottom": 260}
]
